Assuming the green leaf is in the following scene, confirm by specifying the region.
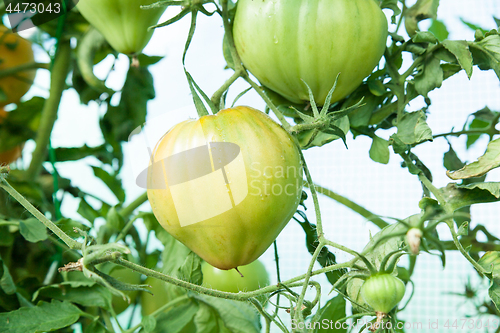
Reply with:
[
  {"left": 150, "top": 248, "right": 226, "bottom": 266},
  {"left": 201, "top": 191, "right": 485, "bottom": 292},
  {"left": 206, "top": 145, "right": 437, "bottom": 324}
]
[
  {"left": 413, "top": 53, "right": 443, "bottom": 97},
  {"left": 460, "top": 18, "right": 489, "bottom": 35},
  {"left": 443, "top": 143, "right": 465, "bottom": 171},
  {"left": 470, "top": 33, "right": 500, "bottom": 79},
  {"left": 316, "top": 294, "right": 347, "bottom": 333},
  {"left": 478, "top": 251, "right": 500, "bottom": 277},
  {"left": 439, "top": 182, "right": 500, "bottom": 211},
  {"left": 194, "top": 295, "right": 261, "bottom": 333},
  {"left": 78, "top": 197, "right": 101, "bottom": 223},
  {"left": 153, "top": 299, "right": 199, "bottom": 333},
  {"left": 54, "top": 218, "right": 90, "bottom": 238},
  {"left": 19, "top": 218, "right": 48, "bottom": 243},
  {"left": 404, "top": 0, "right": 440, "bottom": 37},
  {"left": 369, "top": 136, "right": 390, "bottom": 164},
  {"left": 91, "top": 166, "right": 126, "bottom": 203},
  {"left": 457, "top": 222, "right": 469, "bottom": 236},
  {"left": 447, "top": 137, "right": 500, "bottom": 179},
  {"left": 429, "top": 19, "right": 449, "bottom": 42},
  {"left": 380, "top": 0, "right": 401, "bottom": 24},
  {"left": 442, "top": 40, "right": 473, "bottom": 78},
  {"left": 0, "top": 300, "right": 86, "bottom": 333},
  {"left": 412, "top": 31, "right": 438, "bottom": 44},
  {"left": 137, "top": 54, "right": 164, "bottom": 67},
  {"left": 489, "top": 281, "right": 500, "bottom": 312},
  {"left": 32, "top": 282, "right": 112, "bottom": 309},
  {"left": 106, "top": 206, "right": 125, "bottom": 231},
  {"left": 222, "top": 34, "right": 235, "bottom": 70},
  {"left": 396, "top": 111, "right": 433, "bottom": 145},
  {"left": 178, "top": 252, "right": 203, "bottom": 285},
  {"left": 100, "top": 65, "right": 154, "bottom": 145},
  {"left": 0, "top": 260, "right": 16, "bottom": 295},
  {"left": 49, "top": 144, "right": 114, "bottom": 165}
]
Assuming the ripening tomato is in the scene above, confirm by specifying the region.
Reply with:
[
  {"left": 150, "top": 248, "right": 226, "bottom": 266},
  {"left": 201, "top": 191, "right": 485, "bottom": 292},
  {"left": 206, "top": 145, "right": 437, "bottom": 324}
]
[
  {"left": 0, "top": 107, "right": 23, "bottom": 165},
  {"left": 201, "top": 260, "right": 270, "bottom": 293},
  {"left": 76, "top": 0, "right": 166, "bottom": 55},
  {"left": 0, "top": 25, "right": 36, "bottom": 106},
  {"left": 147, "top": 106, "right": 303, "bottom": 270},
  {"left": 361, "top": 274, "right": 405, "bottom": 314},
  {"left": 233, "top": 0, "right": 388, "bottom": 105}
]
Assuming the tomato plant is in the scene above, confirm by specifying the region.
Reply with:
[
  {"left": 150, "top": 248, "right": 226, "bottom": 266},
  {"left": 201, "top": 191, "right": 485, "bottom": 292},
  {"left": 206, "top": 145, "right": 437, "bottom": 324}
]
[
  {"left": 1, "top": 1, "right": 500, "bottom": 333},
  {"left": 201, "top": 259, "right": 270, "bottom": 293},
  {"left": 76, "top": 0, "right": 166, "bottom": 55},
  {"left": 233, "top": 0, "right": 388, "bottom": 105},
  {"left": 0, "top": 25, "right": 36, "bottom": 106},
  {"left": 147, "top": 106, "right": 303, "bottom": 270}
]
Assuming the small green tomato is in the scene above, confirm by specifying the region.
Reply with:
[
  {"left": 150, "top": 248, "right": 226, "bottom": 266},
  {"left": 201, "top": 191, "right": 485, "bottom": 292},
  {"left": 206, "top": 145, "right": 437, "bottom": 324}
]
[{"left": 360, "top": 274, "right": 405, "bottom": 314}]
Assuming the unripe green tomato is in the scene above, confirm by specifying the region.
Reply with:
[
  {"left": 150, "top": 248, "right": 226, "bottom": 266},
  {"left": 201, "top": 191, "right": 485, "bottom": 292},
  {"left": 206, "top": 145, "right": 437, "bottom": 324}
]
[
  {"left": 110, "top": 267, "right": 142, "bottom": 314},
  {"left": 233, "top": 0, "right": 388, "bottom": 105},
  {"left": 147, "top": 106, "right": 303, "bottom": 270},
  {"left": 201, "top": 260, "right": 270, "bottom": 293},
  {"left": 76, "top": 0, "right": 166, "bottom": 55},
  {"left": 360, "top": 274, "right": 405, "bottom": 314},
  {"left": 141, "top": 276, "right": 171, "bottom": 316}
]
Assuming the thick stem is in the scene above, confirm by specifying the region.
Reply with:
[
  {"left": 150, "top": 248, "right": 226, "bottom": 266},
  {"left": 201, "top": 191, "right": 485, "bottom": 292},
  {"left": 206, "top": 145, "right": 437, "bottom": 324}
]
[
  {"left": 119, "top": 192, "right": 148, "bottom": 218},
  {"left": 25, "top": 41, "right": 72, "bottom": 181}
]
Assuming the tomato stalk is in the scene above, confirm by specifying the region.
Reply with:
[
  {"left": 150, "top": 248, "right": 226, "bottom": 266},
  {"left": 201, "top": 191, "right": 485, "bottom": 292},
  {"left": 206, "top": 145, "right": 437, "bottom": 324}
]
[
  {"left": 0, "top": 177, "right": 82, "bottom": 250},
  {"left": 25, "top": 40, "right": 72, "bottom": 181},
  {"left": 0, "top": 62, "right": 49, "bottom": 79}
]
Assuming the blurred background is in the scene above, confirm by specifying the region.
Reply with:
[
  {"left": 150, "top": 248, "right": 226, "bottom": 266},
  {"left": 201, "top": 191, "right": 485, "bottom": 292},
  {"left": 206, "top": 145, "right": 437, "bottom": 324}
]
[{"left": 8, "top": 0, "right": 500, "bottom": 331}]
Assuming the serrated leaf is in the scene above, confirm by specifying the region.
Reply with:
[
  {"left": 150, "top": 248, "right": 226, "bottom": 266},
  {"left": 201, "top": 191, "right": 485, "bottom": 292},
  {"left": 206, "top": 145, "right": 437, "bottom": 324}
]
[
  {"left": 369, "top": 136, "right": 390, "bottom": 164},
  {"left": 439, "top": 182, "right": 500, "bottom": 211},
  {"left": 19, "top": 218, "right": 48, "bottom": 243},
  {"left": 442, "top": 40, "right": 473, "bottom": 78},
  {"left": 316, "top": 294, "right": 347, "bottom": 333},
  {"left": 0, "top": 300, "right": 85, "bottom": 333},
  {"left": 470, "top": 33, "right": 500, "bottom": 79},
  {"left": 457, "top": 222, "right": 468, "bottom": 236},
  {"left": 178, "top": 252, "right": 203, "bottom": 286},
  {"left": 397, "top": 111, "right": 433, "bottom": 145},
  {"left": 460, "top": 18, "right": 489, "bottom": 35},
  {"left": 413, "top": 54, "right": 443, "bottom": 97},
  {"left": 447, "top": 137, "right": 500, "bottom": 179},
  {"left": 404, "top": 0, "right": 440, "bottom": 37},
  {"left": 380, "top": 0, "right": 401, "bottom": 24}
]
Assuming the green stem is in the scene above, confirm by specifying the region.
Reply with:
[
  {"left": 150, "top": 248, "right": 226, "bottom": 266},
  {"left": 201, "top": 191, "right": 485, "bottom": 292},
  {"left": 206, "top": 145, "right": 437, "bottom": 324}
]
[
  {"left": 115, "top": 215, "right": 139, "bottom": 243},
  {"left": 447, "top": 220, "right": 486, "bottom": 275},
  {"left": 25, "top": 41, "right": 72, "bottom": 181},
  {"left": 433, "top": 128, "right": 499, "bottom": 139},
  {"left": 243, "top": 75, "right": 291, "bottom": 131},
  {"left": 307, "top": 182, "right": 388, "bottom": 229},
  {"left": 119, "top": 192, "right": 148, "bottom": 218},
  {"left": 0, "top": 62, "right": 50, "bottom": 79},
  {"left": 211, "top": 69, "right": 243, "bottom": 108},
  {"left": 0, "top": 178, "right": 81, "bottom": 250},
  {"left": 101, "top": 311, "right": 115, "bottom": 333}
]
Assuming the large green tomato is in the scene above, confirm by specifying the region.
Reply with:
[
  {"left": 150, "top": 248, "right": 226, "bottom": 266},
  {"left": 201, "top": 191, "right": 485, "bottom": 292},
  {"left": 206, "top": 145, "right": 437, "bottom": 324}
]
[
  {"left": 233, "top": 0, "right": 388, "bottom": 105},
  {"left": 147, "top": 106, "right": 303, "bottom": 270},
  {"left": 76, "top": 0, "right": 166, "bottom": 55},
  {"left": 202, "top": 260, "right": 270, "bottom": 293}
]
